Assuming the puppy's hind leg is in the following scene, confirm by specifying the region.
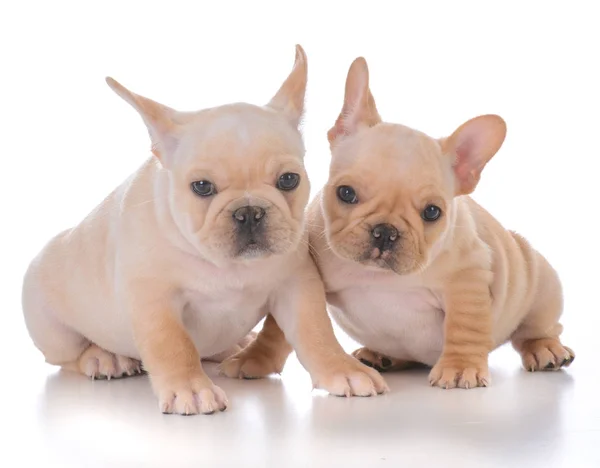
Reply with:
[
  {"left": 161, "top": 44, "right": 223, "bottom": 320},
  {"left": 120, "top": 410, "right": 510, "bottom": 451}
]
[
  {"left": 511, "top": 258, "right": 575, "bottom": 372},
  {"left": 22, "top": 270, "right": 142, "bottom": 380},
  {"left": 203, "top": 331, "right": 258, "bottom": 363},
  {"left": 22, "top": 269, "right": 89, "bottom": 368},
  {"left": 219, "top": 314, "right": 293, "bottom": 379},
  {"left": 24, "top": 303, "right": 143, "bottom": 380}
]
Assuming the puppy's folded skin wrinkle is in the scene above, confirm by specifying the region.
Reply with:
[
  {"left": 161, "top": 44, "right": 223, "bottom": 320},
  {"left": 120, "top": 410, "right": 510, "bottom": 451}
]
[
  {"left": 21, "top": 45, "right": 387, "bottom": 416},
  {"left": 305, "top": 56, "right": 574, "bottom": 390}
]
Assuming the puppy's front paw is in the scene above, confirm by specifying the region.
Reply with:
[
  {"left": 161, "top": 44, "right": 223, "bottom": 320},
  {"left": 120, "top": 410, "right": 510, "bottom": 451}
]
[
  {"left": 429, "top": 359, "right": 490, "bottom": 389},
  {"left": 153, "top": 374, "right": 228, "bottom": 415},
  {"left": 312, "top": 356, "right": 389, "bottom": 397},
  {"left": 218, "top": 346, "right": 287, "bottom": 379}
]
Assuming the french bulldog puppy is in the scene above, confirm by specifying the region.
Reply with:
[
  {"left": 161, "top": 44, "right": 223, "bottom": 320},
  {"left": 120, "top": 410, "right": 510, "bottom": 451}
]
[
  {"left": 306, "top": 57, "right": 574, "bottom": 389},
  {"left": 21, "top": 46, "right": 387, "bottom": 415}
]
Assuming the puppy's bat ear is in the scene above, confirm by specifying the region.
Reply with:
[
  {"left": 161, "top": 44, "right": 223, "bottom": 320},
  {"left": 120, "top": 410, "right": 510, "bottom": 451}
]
[
  {"left": 442, "top": 114, "right": 507, "bottom": 195},
  {"left": 327, "top": 57, "right": 382, "bottom": 146},
  {"left": 106, "top": 77, "right": 188, "bottom": 166},
  {"left": 267, "top": 45, "right": 308, "bottom": 128}
]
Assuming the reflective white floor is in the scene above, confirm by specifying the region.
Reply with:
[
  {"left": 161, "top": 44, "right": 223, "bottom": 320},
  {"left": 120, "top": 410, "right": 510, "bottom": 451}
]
[{"left": 4, "top": 324, "right": 598, "bottom": 468}]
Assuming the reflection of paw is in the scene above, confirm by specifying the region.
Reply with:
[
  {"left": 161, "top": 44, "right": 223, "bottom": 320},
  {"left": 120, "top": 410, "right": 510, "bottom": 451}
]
[
  {"left": 429, "top": 359, "right": 490, "bottom": 389},
  {"left": 312, "top": 356, "right": 389, "bottom": 397},
  {"left": 219, "top": 344, "right": 287, "bottom": 379},
  {"left": 351, "top": 347, "right": 408, "bottom": 372},
  {"left": 78, "top": 344, "right": 142, "bottom": 380},
  {"left": 519, "top": 338, "right": 575, "bottom": 371},
  {"left": 154, "top": 374, "right": 228, "bottom": 415}
]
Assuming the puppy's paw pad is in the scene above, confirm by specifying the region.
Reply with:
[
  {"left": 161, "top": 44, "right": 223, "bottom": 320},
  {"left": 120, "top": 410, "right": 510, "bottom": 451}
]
[
  {"left": 157, "top": 379, "right": 228, "bottom": 416},
  {"left": 519, "top": 338, "right": 575, "bottom": 372},
  {"left": 78, "top": 344, "right": 142, "bottom": 380},
  {"left": 429, "top": 362, "right": 490, "bottom": 389},
  {"left": 312, "top": 357, "right": 389, "bottom": 397}
]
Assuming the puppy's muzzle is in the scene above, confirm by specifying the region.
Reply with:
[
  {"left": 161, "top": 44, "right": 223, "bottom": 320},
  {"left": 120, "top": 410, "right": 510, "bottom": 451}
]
[{"left": 371, "top": 224, "right": 398, "bottom": 253}]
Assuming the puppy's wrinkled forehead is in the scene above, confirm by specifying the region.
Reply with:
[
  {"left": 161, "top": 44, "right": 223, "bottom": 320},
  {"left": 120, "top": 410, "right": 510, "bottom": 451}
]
[
  {"left": 177, "top": 104, "right": 304, "bottom": 166},
  {"left": 332, "top": 124, "right": 453, "bottom": 191}
]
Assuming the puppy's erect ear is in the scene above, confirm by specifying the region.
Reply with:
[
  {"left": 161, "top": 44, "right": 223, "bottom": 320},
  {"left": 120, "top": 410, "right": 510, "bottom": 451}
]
[
  {"left": 267, "top": 45, "right": 308, "bottom": 128},
  {"left": 106, "top": 77, "right": 187, "bottom": 165},
  {"left": 327, "top": 57, "right": 382, "bottom": 146},
  {"left": 442, "top": 114, "right": 507, "bottom": 195}
]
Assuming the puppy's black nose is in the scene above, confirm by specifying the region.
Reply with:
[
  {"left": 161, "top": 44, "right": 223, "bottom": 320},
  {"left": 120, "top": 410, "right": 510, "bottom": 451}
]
[
  {"left": 371, "top": 224, "right": 398, "bottom": 252},
  {"left": 233, "top": 206, "right": 265, "bottom": 228}
]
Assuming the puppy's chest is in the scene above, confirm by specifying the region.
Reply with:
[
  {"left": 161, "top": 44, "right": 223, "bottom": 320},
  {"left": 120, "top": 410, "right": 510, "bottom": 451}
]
[
  {"left": 186, "top": 286, "right": 268, "bottom": 310},
  {"left": 327, "top": 276, "right": 445, "bottom": 366},
  {"left": 180, "top": 271, "right": 279, "bottom": 357}
]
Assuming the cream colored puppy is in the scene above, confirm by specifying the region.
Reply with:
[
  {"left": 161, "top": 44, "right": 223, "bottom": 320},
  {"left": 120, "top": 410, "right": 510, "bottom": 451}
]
[
  {"left": 305, "top": 57, "right": 575, "bottom": 389},
  {"left": 21, "top": 46, "right": 387, "bottom": 415}
]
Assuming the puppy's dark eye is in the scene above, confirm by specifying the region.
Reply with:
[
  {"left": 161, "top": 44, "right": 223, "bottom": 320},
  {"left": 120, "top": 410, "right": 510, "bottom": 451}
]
[
  {"left": 277, "top": 172, "right": 300, "bottom": 191},
  {"left": 191, "top": 180, "right": 216, "bottom": 197},
  {"left": 422, "top": 205, "right": 441, "bottom": 222},
  {"left": 337, "top": 186, "right": 358, "bottom": 204}
]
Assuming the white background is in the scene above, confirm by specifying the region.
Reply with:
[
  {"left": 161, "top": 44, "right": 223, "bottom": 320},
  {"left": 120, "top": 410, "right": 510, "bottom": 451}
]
[{"left": 0, "top": 1, "right": 598, "bottom": 467}]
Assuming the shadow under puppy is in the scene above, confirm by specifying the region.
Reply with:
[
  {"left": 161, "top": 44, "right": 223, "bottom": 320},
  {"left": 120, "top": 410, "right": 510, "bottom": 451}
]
[
  {"left": 21, "top": 46, "right": 387, "bottom": 415},
  {"left": 306, "top": 57, "right": 574, "bottom": 389}
]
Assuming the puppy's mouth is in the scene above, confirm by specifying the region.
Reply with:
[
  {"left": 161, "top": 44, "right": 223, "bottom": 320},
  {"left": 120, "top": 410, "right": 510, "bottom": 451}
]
[
  {"left": 236, "top": 237, "right": 271, "bottom": 258},
  {"left": 369, "top": 247, "right": 392, "bottom": 261},
  {"left": 362, "top": 247, "right": 397, "bottom": 270},
  {"left": 358, "top": 245, "right": 423, "bottom": 276}
]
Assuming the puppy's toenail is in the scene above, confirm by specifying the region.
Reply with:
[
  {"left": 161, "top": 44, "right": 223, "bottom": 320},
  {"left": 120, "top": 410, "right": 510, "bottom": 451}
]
[
  {"left": 544, "top": 362, "right": 556, "bottom": 370},
  {"left": 381, "top": 358, "right": 392, "bottom": 368}
]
